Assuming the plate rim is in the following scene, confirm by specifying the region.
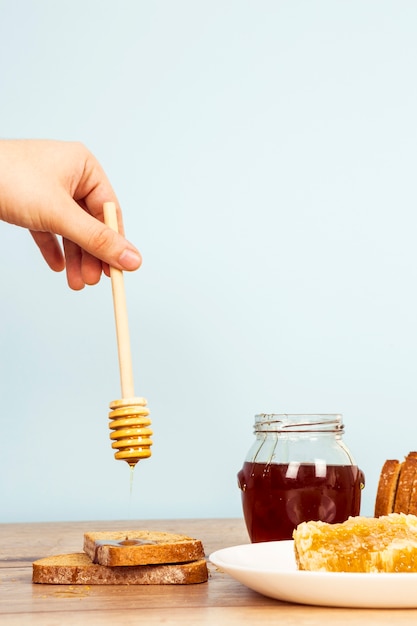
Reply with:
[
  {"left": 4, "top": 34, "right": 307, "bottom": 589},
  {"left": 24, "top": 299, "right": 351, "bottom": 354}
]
[
  {"left": 210, "top": 539, "right": 417, "bottom": 579},
  {"left": 209, "top": 540, "right": 417, "bottom": 608}
]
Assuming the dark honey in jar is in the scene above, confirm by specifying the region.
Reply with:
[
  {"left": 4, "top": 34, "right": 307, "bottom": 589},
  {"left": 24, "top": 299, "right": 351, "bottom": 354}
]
[{"left": 237, "top": 414, "right": 364, "bottom": 543}]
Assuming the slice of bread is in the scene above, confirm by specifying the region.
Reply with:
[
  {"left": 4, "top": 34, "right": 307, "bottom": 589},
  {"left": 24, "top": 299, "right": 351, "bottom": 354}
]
[
  {"left": 374, "top": 459, "right": 401, "bottom": 517},
  {"left": 83, "top": 530, "right": 205, "bottom": 567},
  {"left": 32, "top": 553, "right": 208, "bottom": 585},
  {"left": 293, "top": 513, "right": 417, "bottom": 573},
  {"left": 407, "top": 452, "right": 417, "bottom": 515},
  {"left": 393, "top": 455, "right": 417, "bottom": 514},
  {"left": 375, "top": 452, "right": 417, "bottom": 517}
]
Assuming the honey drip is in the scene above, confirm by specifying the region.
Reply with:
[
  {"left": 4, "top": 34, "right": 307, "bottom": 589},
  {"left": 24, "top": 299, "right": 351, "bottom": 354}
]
[
  {"left": 128, "top": 463, "right": 135, "bottom": 522},
  {"left": 108, "top": 397, "right": 153, "bottom": 466},
  {"left": 129, "top": 463, "right": 135, "bottom": 496}
]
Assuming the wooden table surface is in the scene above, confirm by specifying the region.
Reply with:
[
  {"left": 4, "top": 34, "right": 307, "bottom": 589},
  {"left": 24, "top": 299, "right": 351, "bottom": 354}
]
[{"left": 1, "top": 517, "right": 416, "bottom": 625}]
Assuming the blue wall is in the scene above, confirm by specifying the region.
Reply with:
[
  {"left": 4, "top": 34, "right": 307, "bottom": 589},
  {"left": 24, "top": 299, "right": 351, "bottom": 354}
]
[{"left": 1, "top": 0, "right": 416, "bottom": 522}]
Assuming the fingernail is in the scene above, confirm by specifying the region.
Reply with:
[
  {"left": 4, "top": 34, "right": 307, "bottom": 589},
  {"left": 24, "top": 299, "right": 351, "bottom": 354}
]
[{"left": 119, "top": 249, "right": 142, "bottom": 270}]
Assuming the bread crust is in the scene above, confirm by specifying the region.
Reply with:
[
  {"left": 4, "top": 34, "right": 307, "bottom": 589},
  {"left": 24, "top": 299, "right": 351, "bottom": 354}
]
[
  {"left": 394, "top": 456, "right": 417, "bottom": 514},
  {"left": 409, "top": 455, "right": 417, "bottom": 515},
  {"left": 374, "top": 460, "right": 401, "bottom": 517},
  {"left": 409, "top": 481, "right": 417, "bottom": 516},
  {"left": 83, "top": 530, "right": 205, "bottom": 567},
  {"left": 32, "top": 553, "right": 208, "bottom": 585}
]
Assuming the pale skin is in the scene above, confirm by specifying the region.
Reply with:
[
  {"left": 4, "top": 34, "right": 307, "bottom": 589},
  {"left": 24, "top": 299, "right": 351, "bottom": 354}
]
[{"left": 0, "top": 139, "right": 142, "bottom": 290}]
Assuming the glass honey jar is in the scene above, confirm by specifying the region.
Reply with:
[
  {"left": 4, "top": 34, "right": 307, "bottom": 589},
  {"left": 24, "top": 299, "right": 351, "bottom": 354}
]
[{"left": 237, "top": 413, "right": 364, "bottom": 543}]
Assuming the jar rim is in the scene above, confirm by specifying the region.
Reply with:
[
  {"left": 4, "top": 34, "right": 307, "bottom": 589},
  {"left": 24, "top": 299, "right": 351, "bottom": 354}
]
[{"left": 254, "top": 413, "right": 344, "bottom": 432}]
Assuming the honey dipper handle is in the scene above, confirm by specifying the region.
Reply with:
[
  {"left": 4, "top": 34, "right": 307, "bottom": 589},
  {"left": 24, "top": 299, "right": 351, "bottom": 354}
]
[{"left": 103, "top": 201, "right": 135, "bottom": 398}]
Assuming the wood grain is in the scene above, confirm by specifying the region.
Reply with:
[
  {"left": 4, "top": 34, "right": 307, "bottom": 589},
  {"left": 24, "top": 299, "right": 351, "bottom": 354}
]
[{"left": 1, "top": 519, "right": 417, "bottom": 625}]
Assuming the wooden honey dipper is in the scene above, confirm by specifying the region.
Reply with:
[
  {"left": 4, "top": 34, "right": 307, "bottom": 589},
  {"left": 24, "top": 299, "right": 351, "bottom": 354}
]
[{"left": 103, "top": 201, "right": 152, "bottom": 468}]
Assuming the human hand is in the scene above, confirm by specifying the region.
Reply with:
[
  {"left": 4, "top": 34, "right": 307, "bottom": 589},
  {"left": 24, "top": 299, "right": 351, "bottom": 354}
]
[{"left": 0, "top": 139, "right": 142, "bottom": 290}]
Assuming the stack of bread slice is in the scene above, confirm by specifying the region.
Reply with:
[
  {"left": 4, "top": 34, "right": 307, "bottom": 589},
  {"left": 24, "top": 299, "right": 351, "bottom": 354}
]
[
  {"left": 374, "top": 451, "right": 417, "bottom": 517},
  {"left": 33, "top": 529, "right": 208, "bottom": 585}
]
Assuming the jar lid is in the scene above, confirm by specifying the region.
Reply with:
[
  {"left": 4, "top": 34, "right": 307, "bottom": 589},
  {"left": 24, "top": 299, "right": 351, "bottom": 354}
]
[{"left": 254, "top": 413, "right": 344, "bottom": 433}]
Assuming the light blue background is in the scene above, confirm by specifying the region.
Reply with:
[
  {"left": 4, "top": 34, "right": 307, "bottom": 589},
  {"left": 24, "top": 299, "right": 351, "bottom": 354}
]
[{"left": 1, "top": 0, "right": 416, "bottom": 523}]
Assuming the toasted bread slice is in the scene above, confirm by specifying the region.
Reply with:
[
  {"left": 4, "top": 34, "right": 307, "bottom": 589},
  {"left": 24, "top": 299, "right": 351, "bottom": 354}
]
[
  {"left": 409, "top": 481, "right": 417, "bottom": 515},
  {"left": 401, "top": 453, "right": 417, "bottom": 515},
  {"left": 409, "top": 458, "right": 417, "bottom": 515},
  {"left": 293, "top": 513, "right": 417, "bottom": 573},
  {"left": 32, "top": 553, "right": 208, "bottom": 585},
  {"left": 374, "top": 459, "right": 401, "bottom": 517},
  {"left": 393, "top": 456, "right": 417, "bottom": 514},
  {"left": 83, "top": 530, "right": 205, "bottom": 567}
]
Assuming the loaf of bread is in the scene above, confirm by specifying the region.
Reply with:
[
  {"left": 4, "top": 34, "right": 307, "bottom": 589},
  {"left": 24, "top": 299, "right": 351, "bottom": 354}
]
[
  {"left": 32, "top": 553, "right": 208, "bottom": 585},
  {"left": 375, "top": 452, "right": 417, "bottom": 517},
  {"left": 293, "top": 513, "right": 417, "bottom": 572},
  {"left": 83, "top": 530, "right": 205, "bottom": 567}
]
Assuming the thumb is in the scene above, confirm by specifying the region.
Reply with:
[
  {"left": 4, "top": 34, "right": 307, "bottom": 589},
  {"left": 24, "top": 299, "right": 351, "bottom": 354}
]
[{"left": 56, "top": 201, "right": 142, "bottom": 271}]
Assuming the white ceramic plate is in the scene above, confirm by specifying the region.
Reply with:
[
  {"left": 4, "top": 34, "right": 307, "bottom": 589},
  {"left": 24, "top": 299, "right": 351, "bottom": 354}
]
[{"left": 209, "top": 540, "right": 417, "bottom": 608}]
